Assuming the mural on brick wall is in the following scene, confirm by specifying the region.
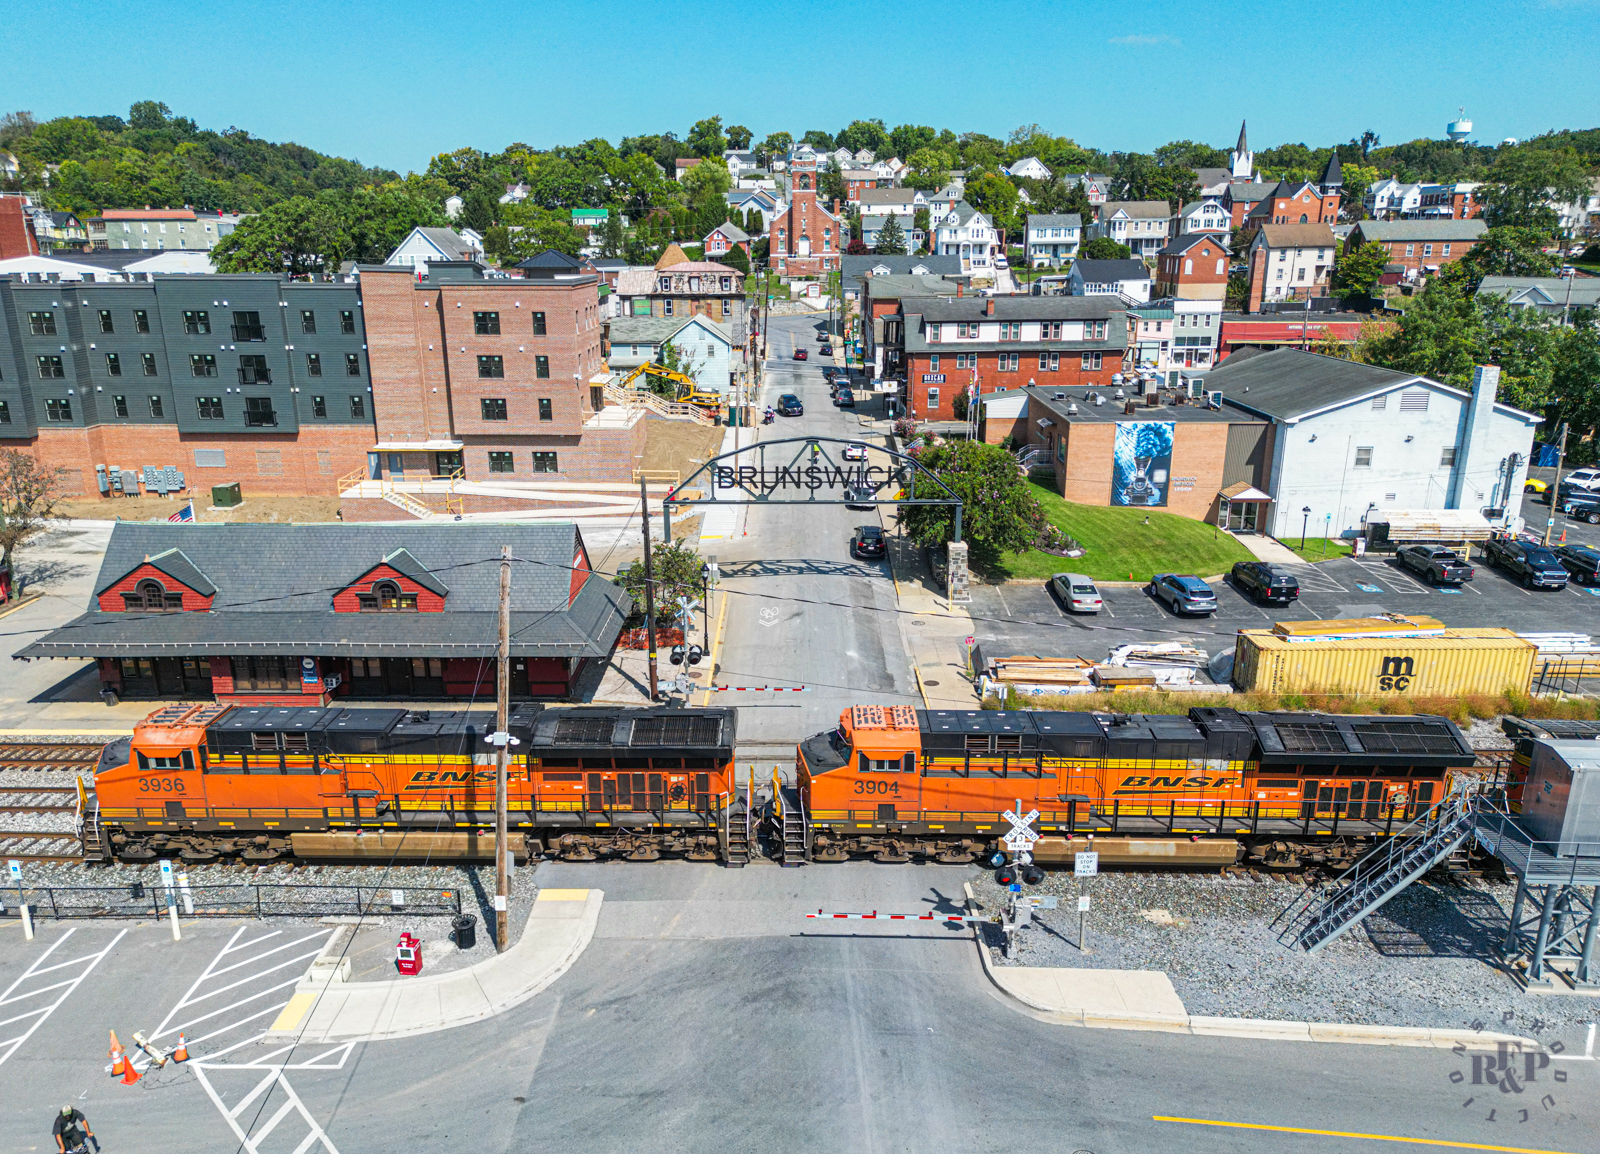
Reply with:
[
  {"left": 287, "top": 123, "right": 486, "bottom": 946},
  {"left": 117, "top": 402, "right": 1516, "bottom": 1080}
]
[{"left": 1111, "top": 421, "right": 1173, "bottom": 507}]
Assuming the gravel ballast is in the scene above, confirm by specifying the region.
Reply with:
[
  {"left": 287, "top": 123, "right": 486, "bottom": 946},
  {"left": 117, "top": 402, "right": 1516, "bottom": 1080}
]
[{"left": 971, "top": 869, "right": 1600, "bottom": 1035}]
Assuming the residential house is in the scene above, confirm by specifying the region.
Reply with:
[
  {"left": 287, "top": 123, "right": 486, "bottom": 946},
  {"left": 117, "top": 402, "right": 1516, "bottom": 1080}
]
[
  {"left": 1247, "top": 223, "right": 1337, "bottom": 308},
  {"left": 856, "top": 273, "right": 967, "bottom": 379},
  {"left": 930, "top": 202, "right": 998, "bottom": 276},
  {"left": 1025, "top": 214, "right": 1082, "bottom": 267},
  {"left": 852, "top": 148, "right": 878, "bottom": 166},
  {"left": 675, "top": 159, "right": 702, "bottom": 181},
  {"left": 767, "top": 156, "right": 844, "bottom": 276},
  {"left": 726, "top": 189, "right": 780, "bottom": 234},
  {"left": 843, "top": 169, "right": 888, "bottom": 202},
  {"left": 612, "top": 244, "right": 747, "bottom": 341},
  {"left": 1060, "top": 174, "right": 1111, "bottom": 206},
  {"left": 571, "top": 209, "right": 608, "bottom": 233},
  {"left": 1204, "top": 351, "right": 1537, "bottom": 539},
  {"left": 607, "top": 314, "right": 736, "bottom": 394},
  {"left": 1343, "top": 219, "right": 1487, "bottom": 278},
  {"left": 901, "top": 296, "right": 1130, "bottom": 421},
  {"left": 1222, "top": 182, "right": 1275, "bottom": 230},
  {"left": 499, "top": 183, "right": 531, "bottom": 206},
  {"left": 1477, "top": 275, "right": 1600, "bottom": 318},
  {"left": 1417, "top": 182, "right": 1483, "bottom": 220},
  {"left": 860, "top": 213, "right": 925, "bottom": 253},
  {"left": 829, "top": 148, "right": 856, "bottom": 170},
  {"left": 1006, "top": 157, "right": 1052, "bottom": 181},
  {"left": 383, "top": 226, "right": 485, "bottom": 273},
  {"left": 1128, "top": 299, "right": 1225, "bottom": 381},
  {"left": 1194, "top": 168, "right": 1235, "bottom": 197},
  {"left": 1155, "top": 234, "right": 1230, "bottom": 301},
  {"left": 27, "top": 207, "right": 88, "bottom": 251},
  {"left": 923, "top": 185, "right": 967, "bottom": 215},
  {"left": 89, "top": 209, "right": 238, "bottom": 252},
  {"left": 1090, "top": 201, "right": 1172, "bottom": 258},
  {"left": 722, "top": 150, "right": 759, "bottom": 178},
  {"left": 444, "top": 194, "right": 464, "bottom": 219},
  {"left": 857, "top": 188, "right": 923, "bottom": 219},
  {"left": 703, "top": 221, "right": 751, "bottom": 259},
  {"left": 1555, "top": 177, "right": 1600, "bottom": 241},
  {"left": 1174, "top": 199, "right": 1230, "bottom": 237},
  {"left": 1364, "top": 179, "right": 1423, "bottom": 220},
  {"left": 1067, "top": 259, "right": 1152, "bottom": 302}
]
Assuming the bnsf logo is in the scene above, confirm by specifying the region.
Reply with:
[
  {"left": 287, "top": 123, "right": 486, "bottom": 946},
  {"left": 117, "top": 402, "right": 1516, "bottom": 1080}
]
[
  {"left": 404, "top": 769, "right": 496, "bottom": 790},
  {"left": 1378, "top": 655, "right": 1414, "bottom": 692},
  {"left": 1117, "top": 775, "right": 1232, "bottom": 789}
]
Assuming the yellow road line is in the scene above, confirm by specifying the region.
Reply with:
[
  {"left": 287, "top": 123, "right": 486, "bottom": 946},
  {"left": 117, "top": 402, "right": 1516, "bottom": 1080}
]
[
  {"left": 1154, "top": 1116, "right": 1584, "bottom": 1153},
  {"left": 0, "top": 594, "right": 44, "bottom": 622},
  {"left": 698, "top": 582, "right": 731, "bottom": 707},
  {"left": 912, "top": 663, "right": 931, "bottom": 710}
]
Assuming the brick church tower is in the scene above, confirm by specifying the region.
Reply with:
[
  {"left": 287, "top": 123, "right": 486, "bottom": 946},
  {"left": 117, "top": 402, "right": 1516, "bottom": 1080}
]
[{"left": 772, "top": 155, "right": 839, "bottom": 277}]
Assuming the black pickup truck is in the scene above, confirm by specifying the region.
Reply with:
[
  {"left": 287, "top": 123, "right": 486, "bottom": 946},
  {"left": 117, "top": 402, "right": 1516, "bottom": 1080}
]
[{"left": 1396, "top": 544, "right": 1475, "bottom": 585}]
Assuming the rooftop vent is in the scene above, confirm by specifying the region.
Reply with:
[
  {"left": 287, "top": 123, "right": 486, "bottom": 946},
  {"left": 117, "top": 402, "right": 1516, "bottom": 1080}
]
[{"left": 1067, "top": 402, "right": 1079, "bottom": 415}]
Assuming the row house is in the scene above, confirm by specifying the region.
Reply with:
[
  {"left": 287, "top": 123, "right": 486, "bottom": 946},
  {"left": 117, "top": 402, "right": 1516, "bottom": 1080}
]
[
  {"left": 931, "top": 203, "right": 998, "bottom": 275},
  {"left": 1025, "top": 213, "right": 1082, "bottom": 267},
  {"left": 1344, "top": 219, "right": 1487, "bottom": 277},
  {"left": 1089, "top": 201, "right": 1172, "bottom": 258},
  {"left": 89, "top": 209, "right": 243, "bottom": 253},
  {"left": 1247, "top": 223, "right": 1337, "bottom": 309},
  {"left": 900, "top": 296, "right": 1130, "bottom": 421},
  {"left": 1365, "top": 179, "right": 1422, "bottom": 220},
  {"left": 611, "top": 244, "right": 747, "bottom": 336},
  {"left": 1128, "top": 298, "right": 1225, "bottom": 381},
  {"left": 1416, "top": 182, "right": 1483, "bottom": 220}
]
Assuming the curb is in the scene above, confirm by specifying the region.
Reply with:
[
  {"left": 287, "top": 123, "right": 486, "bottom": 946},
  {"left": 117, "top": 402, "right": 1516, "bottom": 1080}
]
[{"left": 961, "top": 884, "right": 1541, "bottom": 1052}]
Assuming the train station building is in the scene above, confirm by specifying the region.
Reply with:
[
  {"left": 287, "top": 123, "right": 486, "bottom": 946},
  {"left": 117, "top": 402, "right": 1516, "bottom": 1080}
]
[{"left": 16, "top": 521, "right": 629, "bottom": 703}]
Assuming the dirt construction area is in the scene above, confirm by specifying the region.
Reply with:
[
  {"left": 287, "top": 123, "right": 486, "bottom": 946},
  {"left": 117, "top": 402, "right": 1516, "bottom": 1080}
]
[
  {"left": 56, "top": 494, "right": 343, "bottom": 523},
  {"left": 640, "top": 417, "right": 723, "bottom": 481}
]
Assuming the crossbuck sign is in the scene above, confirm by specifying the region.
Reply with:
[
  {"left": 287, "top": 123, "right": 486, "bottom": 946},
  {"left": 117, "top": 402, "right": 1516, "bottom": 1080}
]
[{"left": 1001, "top": 803, "right": 1040, "bottom": 853}]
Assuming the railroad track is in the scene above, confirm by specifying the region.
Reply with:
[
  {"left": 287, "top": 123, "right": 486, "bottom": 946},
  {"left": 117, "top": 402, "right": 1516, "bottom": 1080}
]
[
  {"left": 0, "top": 830, "right": 84, "bottom": 863},
  {"left": 0, "top": 785, "right": 76, "bottom": 814},
  {"left": 0, "top": 742, "right": 103, "bottom": 773}
]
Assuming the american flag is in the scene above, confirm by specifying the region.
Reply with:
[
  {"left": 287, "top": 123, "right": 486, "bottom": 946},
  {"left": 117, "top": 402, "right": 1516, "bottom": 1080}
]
[{"left": 168, "top": 501, "right": 194, "bottom": 523}]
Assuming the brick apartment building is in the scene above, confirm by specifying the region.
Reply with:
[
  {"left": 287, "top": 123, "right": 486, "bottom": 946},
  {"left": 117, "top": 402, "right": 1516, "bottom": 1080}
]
[
  {"left": 352, "top": 260, "right": 632, "bottom": 514},
  {"left": 900, "top": 297, "right": 1129, "bottom": 421},
  {"left": 769, "top": 156, "right": 844, "bottom": 276},
  {"left": 0, "top": 272, "right": 373, "bottom": 498},
  {"left": 1344, "top": 219, "right": 1488, "bottom": 276},
  {"left": 1154, "top": 234, "right": 1230, "bottom": 300}
]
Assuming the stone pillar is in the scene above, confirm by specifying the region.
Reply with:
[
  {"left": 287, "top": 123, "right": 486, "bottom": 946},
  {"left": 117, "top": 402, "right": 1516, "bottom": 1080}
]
[{"left": 947, "top": 540, "right": 971, "bottom": 604}]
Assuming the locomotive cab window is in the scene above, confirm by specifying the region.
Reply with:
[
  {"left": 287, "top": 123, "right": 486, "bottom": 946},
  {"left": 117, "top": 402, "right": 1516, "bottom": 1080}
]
[{"left": 858, "top": 754, "right": 914, "bottom": 772}]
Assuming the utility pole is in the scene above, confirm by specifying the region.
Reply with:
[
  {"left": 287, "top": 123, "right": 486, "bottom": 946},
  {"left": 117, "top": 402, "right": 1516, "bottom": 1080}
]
[
  {"left": 1545, "top": 422, "right": 1570, "bottom": 546},
  {"left": 493, "top": 544, "right": 511, "bottom": 953},
  {"left": 640, "top": 475, "right": 660, "bottom": 701}
]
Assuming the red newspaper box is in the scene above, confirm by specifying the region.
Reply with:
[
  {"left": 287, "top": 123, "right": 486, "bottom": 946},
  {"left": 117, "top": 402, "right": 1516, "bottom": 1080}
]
[{"left": 396, "top": 932, "right": 422, "bottom": 976}]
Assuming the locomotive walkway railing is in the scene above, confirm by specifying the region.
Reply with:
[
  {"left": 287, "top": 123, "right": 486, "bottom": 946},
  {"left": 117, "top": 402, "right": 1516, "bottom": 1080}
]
[{"left": 0, "top": 882, "right": 465, "bottom": 921}]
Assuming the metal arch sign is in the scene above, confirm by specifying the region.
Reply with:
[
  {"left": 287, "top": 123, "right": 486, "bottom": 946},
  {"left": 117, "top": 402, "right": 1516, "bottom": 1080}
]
[{"left": 662, "top": 435, "right": 966, "bottom": 539}]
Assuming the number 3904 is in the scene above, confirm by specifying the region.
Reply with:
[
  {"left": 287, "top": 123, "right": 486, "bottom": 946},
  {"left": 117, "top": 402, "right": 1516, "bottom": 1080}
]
[
  {"left": 138, "top": 777, "right": 186, "bottom": 793},
  {"left": 852, "top": 780, "right": 899, "bottom": 796}
]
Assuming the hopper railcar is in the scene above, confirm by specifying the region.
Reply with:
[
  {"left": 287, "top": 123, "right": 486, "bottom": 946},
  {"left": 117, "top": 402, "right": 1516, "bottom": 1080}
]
[{"left": 87, "top": 702, "right": 738, "bottom": 864}]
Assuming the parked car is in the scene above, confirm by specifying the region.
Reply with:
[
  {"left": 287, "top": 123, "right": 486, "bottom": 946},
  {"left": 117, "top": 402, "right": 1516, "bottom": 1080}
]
[
  {"left": 793, "top": 348, "right": 809, "bottom": 361},
  {"left": 777, "top": 393, "right": 803, "bottom": 416},
  {"left": 1229, "top": 561, "right": 1300, "bottom": 604},
  {"left": 851, "top": 525, "right": 886, "bottom": 558},
  {"left": 1481, "top": 535, "right": 1570, "bottom": 589},
  {"left": 993, "top": 255, "right": 1009, "bottom": 269},
  {"left": 841, "top": 442, "right": 868, "bottom": 462},
  {"left": 816, "top": 330, "right": 829, "bottom": 342},
  {"left": 1556, "top": 543, "right": 1600, "bottom": 585},
  {"left": 1562, "top": 468, "right": 1600, "bottom": 492},
  {"left": 1148, "top": 573, "right": 1218, "bottom": 615},
  {"left": 835, "top": 387, "right": 855, "bottom": 407},
  {"left": 1562, "top": 497, "right": 1600, "bottom": 524},
  {"left": 1049, "top": 573, "right": 1103, "bottom": 614},
  {"left": 1396, "top": 544, "right": 1475, "bottom": 585},
  {"left": 1525, "top": 477, "right": 1549, "bottom": 496}
]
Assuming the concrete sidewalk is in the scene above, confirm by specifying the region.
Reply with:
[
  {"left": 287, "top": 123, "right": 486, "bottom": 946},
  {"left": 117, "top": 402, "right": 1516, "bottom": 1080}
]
[
  {"left": 1235, "top": 533, "right": 1305, "bottom": 564},
  {"left": 266, "top": 888, "right": 602, "bottom": 1043},
  {"left": 885, "top": 531, "right": 981, "bottom": 710}
]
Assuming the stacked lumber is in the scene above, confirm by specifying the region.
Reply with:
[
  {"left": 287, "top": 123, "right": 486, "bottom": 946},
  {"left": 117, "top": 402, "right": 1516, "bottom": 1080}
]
[
  {"left": 1106, "top": 642, "right": 1208, "bottom": 669},
  {"left": 988, "top": 655, "right": 1096, "bottom": 687}
]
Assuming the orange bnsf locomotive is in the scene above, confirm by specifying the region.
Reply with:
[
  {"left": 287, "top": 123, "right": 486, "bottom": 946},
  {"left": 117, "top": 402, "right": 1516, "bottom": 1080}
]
[
  {"left": 86, "top": 702, "right": 739, "bottom": 864},
  {"left": 795, "top": 705, "right": 1476, "bottom": 868}
]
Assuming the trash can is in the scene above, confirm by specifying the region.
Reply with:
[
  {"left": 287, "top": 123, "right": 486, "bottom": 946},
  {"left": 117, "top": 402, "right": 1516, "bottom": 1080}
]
[{"left": 451, "top": 913, "right": 477, "bottom": 950}]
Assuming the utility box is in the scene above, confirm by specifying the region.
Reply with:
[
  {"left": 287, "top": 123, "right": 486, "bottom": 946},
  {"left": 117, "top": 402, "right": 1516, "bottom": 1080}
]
[
  {"left": 211, "top": 482, "right": 242, "bottom": 508},
  {"left": 1522, "top": 740, "right": 1600, "bottom": 858}
]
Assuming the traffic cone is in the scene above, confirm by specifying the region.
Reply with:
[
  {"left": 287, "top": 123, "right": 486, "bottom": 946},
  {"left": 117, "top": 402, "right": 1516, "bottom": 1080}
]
[
  {"left": 109, "top": 1031, "right": 127, "bottom": 1078},
  {"left": 120, "top": 1055, "right": 141, "bottom": 1085},
  {"left": 173, "top": 1033, "right": 189, "bottom": 1063}
]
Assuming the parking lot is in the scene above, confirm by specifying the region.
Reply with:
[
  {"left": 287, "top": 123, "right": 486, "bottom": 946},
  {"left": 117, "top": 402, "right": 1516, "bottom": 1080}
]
[{"left": 969, "top": 534, "right": 1600, "bottom": 672}]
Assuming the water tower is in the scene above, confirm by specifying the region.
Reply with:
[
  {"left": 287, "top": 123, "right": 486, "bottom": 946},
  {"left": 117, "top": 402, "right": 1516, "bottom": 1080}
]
[{"left": 1446, "top": 107, "right": 1473, "bottom": 143}]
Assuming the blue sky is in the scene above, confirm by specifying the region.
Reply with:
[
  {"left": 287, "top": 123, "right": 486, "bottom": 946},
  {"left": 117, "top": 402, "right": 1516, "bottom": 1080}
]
[{"left": 6, "top": 0, "right": 1596, "bottom": 173}]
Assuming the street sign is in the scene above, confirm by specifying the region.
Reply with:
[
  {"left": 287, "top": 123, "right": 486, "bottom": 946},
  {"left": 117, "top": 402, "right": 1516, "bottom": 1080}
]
[
  {"left": 159, "top": 859, "right": 174, "bottom": 885},
  {"left": 964, "top": 635, "right": 975, "bottom": 647},
  {"left": 1001, "top": 805, "right": 1040, "bottom": 852},
  {"left": 1074, "top": 851, "right": 1099, "bottom": 877},
  {"left": 7, "top": 859, "right": 19, "bottom": 881},
  {"left": 1078, "top": 895, "right": 1091, "bottom": 912}
]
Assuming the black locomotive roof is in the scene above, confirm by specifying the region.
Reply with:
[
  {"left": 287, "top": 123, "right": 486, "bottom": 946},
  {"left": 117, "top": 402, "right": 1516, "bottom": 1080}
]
[
  {"left": 206, "top": 704, "right": 542, "bottom": 755},
  {"left": 1243, "top": 711, "right": 1471, "bottom": 768},
  {"left": 1502, "top": 717, "right": 1600, "bottom": 743},
  {"left": 529, "top": 707, "right": 736, "bottom": 756}
]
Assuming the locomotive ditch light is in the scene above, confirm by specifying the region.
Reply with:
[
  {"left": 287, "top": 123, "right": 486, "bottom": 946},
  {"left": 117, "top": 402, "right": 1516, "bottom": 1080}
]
[
  {"left": 687, "top": 644, "right": 703, "bottom": 666},
  {"left": 670, "top": 645, "right": 685, "bottom": 665}
]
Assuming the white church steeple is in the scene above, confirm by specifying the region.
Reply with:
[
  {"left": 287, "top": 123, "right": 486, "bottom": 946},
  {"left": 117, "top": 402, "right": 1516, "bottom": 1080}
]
[{"left": 1229, "top": 120, "right": 1253, "bottom": 180}]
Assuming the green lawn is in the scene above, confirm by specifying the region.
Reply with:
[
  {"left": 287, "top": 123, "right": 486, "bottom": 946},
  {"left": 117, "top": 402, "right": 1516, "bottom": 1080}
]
[
  {"left": 992, "top": 482, "right": 1256, "bottom": 582},
  {"left": 1282, "top": 537, "right": 1357, "bottom": 562}
]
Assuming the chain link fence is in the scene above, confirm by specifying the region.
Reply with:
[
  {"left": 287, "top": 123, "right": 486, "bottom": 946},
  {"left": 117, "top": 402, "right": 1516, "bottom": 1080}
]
[{"left": 0, "top": 881, "right": 464, "bottom": 921}]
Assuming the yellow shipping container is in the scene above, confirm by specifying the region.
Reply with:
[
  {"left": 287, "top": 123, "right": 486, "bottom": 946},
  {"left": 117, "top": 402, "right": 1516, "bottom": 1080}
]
[
  {"left": 1272, "top": 615, "right": 1444, "bottom": 639},
  {"left": 1233, "top": 627, "right": 1537, "bottom": 696}
]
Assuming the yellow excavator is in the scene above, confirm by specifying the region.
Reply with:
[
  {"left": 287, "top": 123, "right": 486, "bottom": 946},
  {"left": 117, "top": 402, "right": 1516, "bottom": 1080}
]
[{"left": 615, "top": 362, "right": 724, "bottom": 410}]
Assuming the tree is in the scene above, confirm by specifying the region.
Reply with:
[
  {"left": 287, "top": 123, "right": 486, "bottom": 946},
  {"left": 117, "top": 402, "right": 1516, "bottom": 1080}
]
[
  {"left": 0, "top": 450, "right": 64, "bottom": 582},
  {"left": 1154, "top": 140, "right": 1227, "bottom": 170},
  {"left": 835, "top": 119, "right": 888, "bottom": 156},
  {"left": 900, "top": 441, "right": 1046, "bottom": 569},
  {"left": 951, "top": 390, "right": 969, "bottom": 422},
  {"left": 680, "top": 157, "right": 731, "bottom": 207},
  {"left": 1340, "top": 162, "right": 1381, "bottom": 219},
  {"left": 1060, "top": 180, "right": 1094, "bottom": 223},
  {"left": 616, "top": 540, "right": 704, "bottom": 627},
  {"left": 1455, "top": 226, "right": 1564, "bottom": 287},
  {"left": 459, "top": 184, "right": 498, "bottom": 232},
  {"left": 1480, "top": 146, "right": 1592, "bottom": 234},
  {"left": 965, "top": 172, "right": 1020, "bottom": 229},
  {"left": 744, "top": 207, "right": 764, "bottom": 236},
  {"left": 757, "top": 131, "right": 792, "bottom": 166},
  {"left": 1080, "top": 236, "right": 1132, "bottom": 260},
  {"left": 726, "top": 124, "right": 752, "bottom": 151},
  {"left": 801, "top": 129, "right": 835, "bottom": 150},
  {"left": 212, "top": 196, "right": 343, "bottom": 277},
  {"left": 0, "top": 110, "right": 37, "bottom": 152},
  {"left": 1331, "top": 240, "right": 1390, "bottom": 300},
  {"left": 845, "top": 238, "right": 870, "bottom": 255},
  {"left": 687, "top": 116, "right": 728, "bottom": 159},
  {"left": 913, "top": 207, "right": 931, "bottom": 235},
  {"left": 646, "top": 339, "right": 703, "bottom": 397},
  {"left": 889, "top": 124, "right": 938, "bottom": 162},
  {"left": 904, "top": 147, "right": 952, "bottom": 191},
  {"left": 1225, "top": 271, "right": 1249, "bottom": 311},
  {"left": 818, "top": 160, "right": 847, "bottom": 207},
  {"left": 719, "top": 243, "right": 750, "bottom": 273},
  {"left": 127, "top": 100, "right": 172, "bottom": 132},
  {"left": 874, "top": 211, "right": 907, "bottom": 255},
  {"left": 600, "top": 211, "right": 625, "bottom": 259}
]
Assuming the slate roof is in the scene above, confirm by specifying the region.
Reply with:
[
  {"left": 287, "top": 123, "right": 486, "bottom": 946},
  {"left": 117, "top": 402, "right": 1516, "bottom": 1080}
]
[
  {"left": 841, "top": 255, "right": 963, "bottom": 279},
  {"left": 110, "top": 548, "right": 216, "bottom": 597},
  {"left": 1256, "top": 223, "right": 1337, "bottom": 250},
  {"left": 1027, "top": 213, "right": 1083, "bottom": 229},
  {"left": 706, "top": 221, "right": 750, "bottom": 242},
  {"left": 856, "top": 274, "right": 964, "bottom": 300},
  {"left": 1478, "top": 276, "right": 1600, "bottom": 309},
  {"left": 20, "top": 523, "right": 630, "bottom": 660},
  {"left": 1160, "top": 233, "right": 1228, "bottom": 256},
  {"left": 1098, "top": 200, "right": 1171, "bottom": 220},
  {"left": 413, "top": 228, "right": 480, "bottom": 260},
  {"left": 1352, "top": 219, "right": 1489, "bottom": 243},
  {"left": 858, "top": 189, "right": 920, "bottom": 208},
  {"left": 1071, "top": 259, "right": 1151, "bottom": 282},
  {"left": 1225, "top": 182, "right": 1275, "bottom": 204}
]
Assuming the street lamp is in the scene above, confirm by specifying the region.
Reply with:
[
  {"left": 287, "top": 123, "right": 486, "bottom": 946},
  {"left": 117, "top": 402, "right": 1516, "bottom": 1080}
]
[{"left": 1300, "top": 506, "right": 1312, "bottom": 550}]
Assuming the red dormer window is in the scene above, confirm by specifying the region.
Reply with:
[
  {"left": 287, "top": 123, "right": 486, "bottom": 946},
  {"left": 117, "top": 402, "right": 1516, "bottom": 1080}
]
[
  {"left": 123, "top": 580, "right": 184, "bottom": 612},
  {"left": 356, "top": 581, "right": 417, "bottom": 612}
]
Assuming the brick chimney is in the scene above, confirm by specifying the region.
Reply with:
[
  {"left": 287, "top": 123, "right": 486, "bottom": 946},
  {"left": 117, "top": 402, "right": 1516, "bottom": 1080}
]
[
  {"left": 956, "top": 283, "right": 963, "bottom": 297},
  {"left": 985, "top": 299, "right": 995, "bottom": 316},
  {"left": 1247, "top": 243, "right": 1267, "bottom": 314}
]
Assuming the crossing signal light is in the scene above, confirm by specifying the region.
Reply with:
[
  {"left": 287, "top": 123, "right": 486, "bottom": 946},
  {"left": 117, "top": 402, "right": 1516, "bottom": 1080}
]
[
  {"left": 669, "top": 645, "right": 685, "bottom": 666},
  {"left": 687, "top": 645, "right": 703, "bottom": 666}
]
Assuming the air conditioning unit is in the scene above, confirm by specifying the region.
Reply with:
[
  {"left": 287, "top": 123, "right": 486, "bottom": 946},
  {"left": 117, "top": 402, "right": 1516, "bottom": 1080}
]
[
  {"left": 1053, "top": 391, "right": 1067, "bottom": 400},
  {"left": 1206, "top": 390, "right": 1223, "bottom": 410}
]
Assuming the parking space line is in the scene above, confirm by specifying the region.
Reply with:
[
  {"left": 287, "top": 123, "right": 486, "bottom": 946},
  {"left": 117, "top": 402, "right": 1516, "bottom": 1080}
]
[{"left": 0, "top": 927, "right": 127, "bottom": 1068}]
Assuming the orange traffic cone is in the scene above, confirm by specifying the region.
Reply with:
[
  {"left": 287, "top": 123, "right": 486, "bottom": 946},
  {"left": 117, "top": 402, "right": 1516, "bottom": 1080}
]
[
  {"left": 120, "top": 1056, "right": 142, "bottom": 1085},
  {"left": 173, "top": 1033, "right": 189, "bottom": 1063},
  {"left": 109, "top": 1030, "right": 127, "bottom": 1078}
]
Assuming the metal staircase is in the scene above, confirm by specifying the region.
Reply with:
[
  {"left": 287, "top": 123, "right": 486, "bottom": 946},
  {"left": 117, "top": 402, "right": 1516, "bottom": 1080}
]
[
  {"left": 724, "top": 781, "right": 751, "bottom": 868},
  {"left": 78, "top": 792, "right": 106, "bottom": 863},
  {"left": 776, "top": 782, "right": 808, "bottom": 867},
  {"left": 1276, "top": 783, "right": 1480, "bottom": 954}
]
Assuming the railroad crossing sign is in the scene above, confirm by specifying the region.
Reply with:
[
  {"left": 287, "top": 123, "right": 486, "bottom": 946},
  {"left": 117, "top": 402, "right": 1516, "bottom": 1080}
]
[
  {"left": 1001, "top": 803, "right": 1040, "bottom": 853},
  {"left": 1075, "top": 851, "right": 1099, "bottom": 877}
]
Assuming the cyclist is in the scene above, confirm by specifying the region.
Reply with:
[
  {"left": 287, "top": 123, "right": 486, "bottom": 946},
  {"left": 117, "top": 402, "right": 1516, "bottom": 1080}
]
[{"left": 53, "top": 1104, "right": 96, "bottom": 1153}]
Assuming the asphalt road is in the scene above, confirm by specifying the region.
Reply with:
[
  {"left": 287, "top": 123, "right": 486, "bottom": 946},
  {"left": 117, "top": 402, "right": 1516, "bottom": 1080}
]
[
  {"left": 705, "top": 314, "right": 914, "bottom": 752},
  {"left": 8, "top": 864, "right": 1598, "bottom": 1154}
]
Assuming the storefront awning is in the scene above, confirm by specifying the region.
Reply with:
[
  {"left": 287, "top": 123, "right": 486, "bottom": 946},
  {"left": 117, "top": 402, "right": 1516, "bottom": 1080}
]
[
  {"left": 373, "top": 440, "right": 463, "bottom": 452},
  {"left": 1220, "top": 483, "right": 1272, "bottom": 502}
]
